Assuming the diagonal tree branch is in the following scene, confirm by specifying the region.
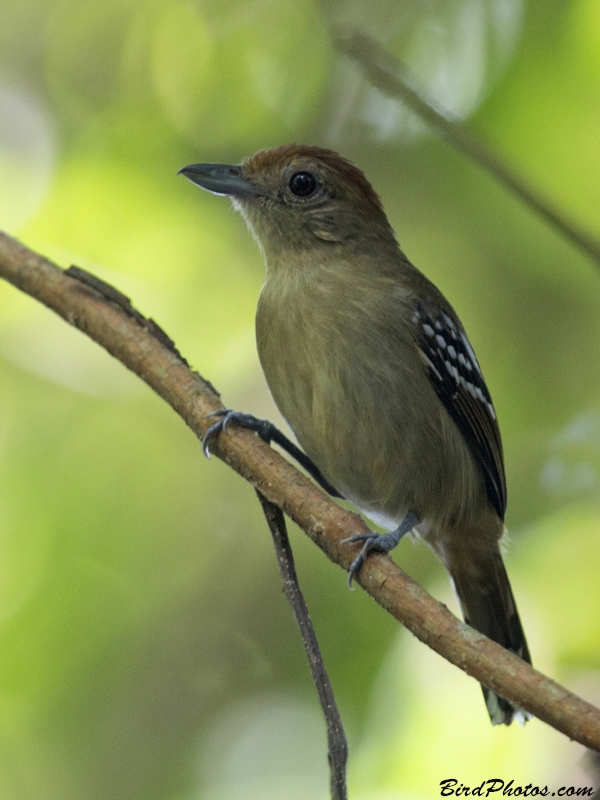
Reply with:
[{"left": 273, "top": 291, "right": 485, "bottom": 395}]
[
  {"left": 1, "top": 230, "right": 600, "bottom": 752},
  {"left": 334, "top": 29, "right": 600, "bottom": 268}
]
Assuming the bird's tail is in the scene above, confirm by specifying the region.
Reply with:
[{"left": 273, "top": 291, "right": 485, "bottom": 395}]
[{"left": 442, "top": 532, "right": 531, "bottom": 725}]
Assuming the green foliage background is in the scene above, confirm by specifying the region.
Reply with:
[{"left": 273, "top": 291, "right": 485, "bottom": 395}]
[{"left": 1, "top": 0, "right": 600, "bottom": 797}]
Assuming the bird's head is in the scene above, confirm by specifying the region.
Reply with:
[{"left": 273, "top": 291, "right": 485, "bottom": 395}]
[{"left": 179, "top": 145, "right": 398, "bottom": 267}]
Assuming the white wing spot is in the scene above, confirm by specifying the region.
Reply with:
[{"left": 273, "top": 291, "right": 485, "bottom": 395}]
[
  {"left": 443, "top": 314, "right": 457, "bottom": 334},
  {"left": 460, "top": 332, "right": 482, "bottom": 377}
]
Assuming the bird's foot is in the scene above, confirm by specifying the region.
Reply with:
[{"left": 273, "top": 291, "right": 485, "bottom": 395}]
[
  {"left": 342, "top": 511, "right": 419, "bottom": 588},
  {"left": 201, "top": 409, "right": 342, "bottom": 498},
  {"left": 202, "top": 409, "right": 275, "bottom": 457}
]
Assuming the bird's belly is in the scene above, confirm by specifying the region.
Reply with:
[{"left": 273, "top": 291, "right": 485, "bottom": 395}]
[{"left": 265, "top": 340, "right": 478, "bottom": 529}]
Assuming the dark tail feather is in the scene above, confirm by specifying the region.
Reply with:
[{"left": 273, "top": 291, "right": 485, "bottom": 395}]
[{"left": 449, "top": 546, "right": 531, "bottom": 725}]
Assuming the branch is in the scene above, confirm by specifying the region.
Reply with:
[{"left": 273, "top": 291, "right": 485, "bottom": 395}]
[
  {"left": 256, "top": 491, "right": 348, "bottom": 800},
  {"left": 1, "top": 230, "right": 600, "bottom": 752},
  {"left": 334, "top": 29, "right": 600, "bottom": 268}
]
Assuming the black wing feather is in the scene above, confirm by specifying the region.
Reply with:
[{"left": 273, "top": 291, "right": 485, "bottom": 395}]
[{"left": 412, "top": 301, "right": 507, "bottom": 520}]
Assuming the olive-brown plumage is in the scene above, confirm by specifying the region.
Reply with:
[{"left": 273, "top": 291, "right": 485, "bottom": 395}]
[{"left": 180, "top": 144, "right": 531, "bottom": 725}]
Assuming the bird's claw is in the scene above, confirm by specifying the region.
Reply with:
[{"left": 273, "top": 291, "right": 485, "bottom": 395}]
[
  {"left": 341, "top": 533, "right": 382, "bottom": 589},
  {"left": 202, "top": 409, "right": 234, "bottom": 458},
  {"left": 340, "top": 533, "right": 374, "bottom": 545},
  {"left": 202, "top": 409, "right": 275, "bottom": 458},
  {"left": 341, "top": 512, "right": 418, "bottom": 588}
]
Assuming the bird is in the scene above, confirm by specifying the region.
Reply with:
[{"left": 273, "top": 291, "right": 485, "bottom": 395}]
[{"left": 179, "top": 144, "right": 531, "bottom": 725}]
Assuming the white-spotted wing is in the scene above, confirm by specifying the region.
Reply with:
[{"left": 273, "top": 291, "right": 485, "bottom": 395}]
[{"left": 412, "top": 301, "right": 507, "bottom": 520}]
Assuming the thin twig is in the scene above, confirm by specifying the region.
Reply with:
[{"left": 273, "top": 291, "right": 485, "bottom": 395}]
[
  {"left": 1, "top": 231, "right": 600, "bottom": 751},
  {"left": 256, "top": 491, "right": 348, "bottom": 800},
  {"left": 334, "top": 29, "right": 600, "bottom": 267}
]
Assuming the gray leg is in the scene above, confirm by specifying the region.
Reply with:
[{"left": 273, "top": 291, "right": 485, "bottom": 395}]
[
  {"left": 202, "top": 409, "right": 343, "bottom": 498},
  {"left": 342, "top": 511, "right": 419, "bottom": 587}
]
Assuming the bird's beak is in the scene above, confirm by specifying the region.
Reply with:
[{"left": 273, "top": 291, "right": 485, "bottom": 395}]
[{"left": 178, "top": 163, "right": 259, "bottom": 197}]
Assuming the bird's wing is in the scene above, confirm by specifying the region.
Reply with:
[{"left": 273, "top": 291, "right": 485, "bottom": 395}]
[{"left": 411, "top": 300, "right": 507, "bottom": 520}]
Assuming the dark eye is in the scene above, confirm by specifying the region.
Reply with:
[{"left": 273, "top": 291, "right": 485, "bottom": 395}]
[{"left": 289, "top": 171, "right": 317, "bottom": 197}]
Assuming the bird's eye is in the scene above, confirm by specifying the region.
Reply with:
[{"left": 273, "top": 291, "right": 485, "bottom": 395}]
[{"left": 289, "top": 171, "right": 317, "bottom": 197}]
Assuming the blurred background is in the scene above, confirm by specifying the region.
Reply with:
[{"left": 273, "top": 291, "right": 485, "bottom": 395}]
[{"left": 1, "top": 0, "right": 600, "bottom": 797}]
